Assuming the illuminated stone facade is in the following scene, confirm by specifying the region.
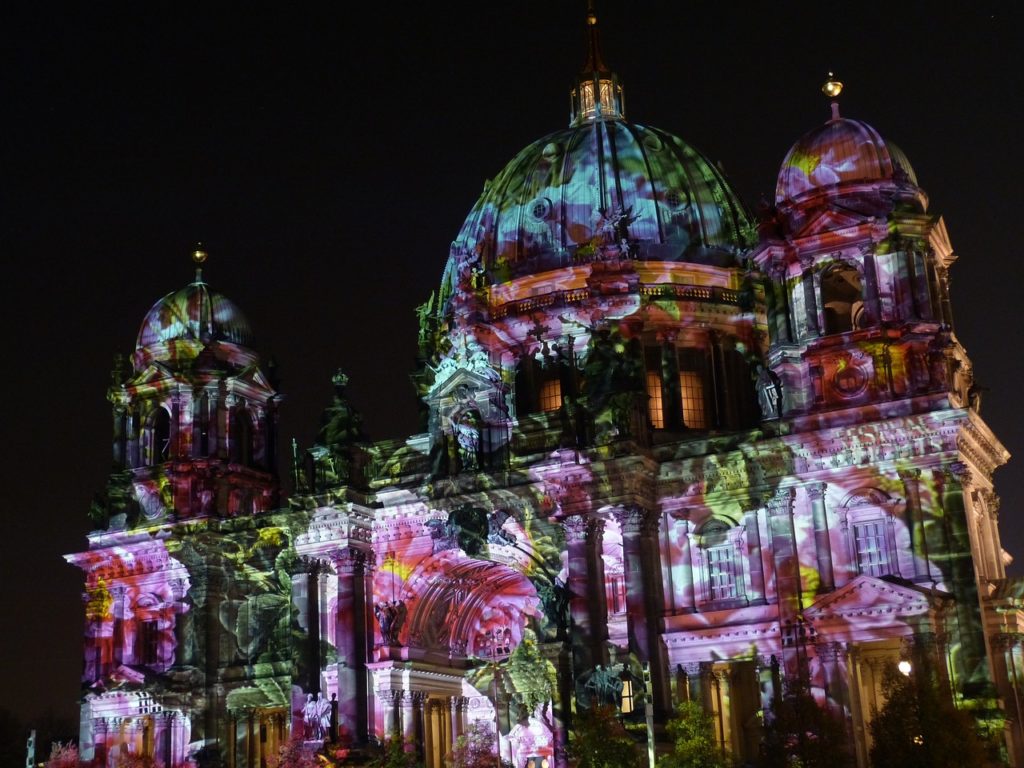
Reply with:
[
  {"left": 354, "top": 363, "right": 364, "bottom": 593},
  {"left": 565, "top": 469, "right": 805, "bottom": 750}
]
[{"left": 67, "top": 14, "right": 1020, "bottom": 768}]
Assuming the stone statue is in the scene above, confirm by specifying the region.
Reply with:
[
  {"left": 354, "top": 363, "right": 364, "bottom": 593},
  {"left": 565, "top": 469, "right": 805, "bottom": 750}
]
[
  {"left": 302, "top": 693, "right": 318, "bottom": 739},
  {"left": 454, "top": 411, "right": 481, "bottom": 471},
  {"left": 374, "top": 599, "right": 407, "bottom": 646},
  {"left": 583, "top": 664, "right": 623, "bottom": 708},
  {"left": 315, "top": 692, "right": 331, "bottom": 740},
  {"left": 755, "top": 365, "right": 782, "bottom": 420}
]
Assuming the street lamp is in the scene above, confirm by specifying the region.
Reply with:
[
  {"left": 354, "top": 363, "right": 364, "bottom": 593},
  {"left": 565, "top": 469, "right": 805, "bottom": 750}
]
[
  {"left": 898, "top": 660, "right": 913, "bottom": 677},
  {"left": 616, "top": 663, "right": 655, "bottom": 768}
]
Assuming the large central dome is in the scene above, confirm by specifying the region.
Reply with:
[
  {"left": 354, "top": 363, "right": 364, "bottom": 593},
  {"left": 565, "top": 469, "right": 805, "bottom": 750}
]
[
  {"left": 446, "top": 9, "right": 751, "bottom": 289},
  {"left": 454, "top": 120, "right": 751, "bottom": 283}
]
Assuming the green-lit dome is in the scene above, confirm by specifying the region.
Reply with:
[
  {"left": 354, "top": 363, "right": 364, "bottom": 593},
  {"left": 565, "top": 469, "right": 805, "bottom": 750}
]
[{"left": 453, "top": 120, "right": 752, "bottom": 284}]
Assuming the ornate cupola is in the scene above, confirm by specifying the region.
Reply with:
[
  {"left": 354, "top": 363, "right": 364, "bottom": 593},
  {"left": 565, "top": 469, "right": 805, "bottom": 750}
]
[
  {"left": 752, "top": 79, "right": 967, "bottom": 424},
  {"left": 97, "top": 248, "right": 282, "bottom": 530},
  {"left": 569, "top": 3, "right": 625, "bottom": 124}
]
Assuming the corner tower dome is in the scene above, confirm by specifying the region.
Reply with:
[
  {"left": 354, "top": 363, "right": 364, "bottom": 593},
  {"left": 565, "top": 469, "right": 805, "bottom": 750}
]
[
  {"left": 134, "top": 257, "right": 257, "bottom": 370},
  {"left": 445, "top": 8, "right": 751, "bottom": 290},
  {"left": 775, "top": 103, "right": 920, "bottom": 206}
]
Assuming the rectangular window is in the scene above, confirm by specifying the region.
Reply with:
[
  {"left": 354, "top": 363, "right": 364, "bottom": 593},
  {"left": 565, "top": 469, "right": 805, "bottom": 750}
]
[
  {"left": 706, "top": 545, "right": 738, "bottom": 601},
  {"left": 853, "top": 520, "right": 889, "bottom": 576},
  {"left": 646, "top": 371, "right": 664, "bottom": 428},
  {"left": 679, "top": 371, "right": 707, "bottom": 429},
  {"left": 538, "top": 378, "right": 562, "bottom": 412},
  {"left": 136, "top": 620, "right": 159, "bottom": 666},
  {"left": 605, "top": 575, "right": 627, "bottom": 615}
]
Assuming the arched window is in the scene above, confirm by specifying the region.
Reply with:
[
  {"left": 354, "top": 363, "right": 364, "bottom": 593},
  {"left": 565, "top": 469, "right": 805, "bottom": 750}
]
[
  {"left": 197, "top": 393, "right": 210, "bottom": 457},
  {"left": 146, "top": 406, "right": 171, "bottom": 465},
  {"left": 821, "top": 262, "right": 864, "bottom": 334},
  {"left": 230, "top": 408, "right": 253, "bottom": 466}
]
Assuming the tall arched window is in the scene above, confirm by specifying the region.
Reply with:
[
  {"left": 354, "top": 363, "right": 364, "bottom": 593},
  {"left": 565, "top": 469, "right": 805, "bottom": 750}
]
[
  {"left": 146, "top": 406, "right": 171, "bottom": 465},
  {"left": 230, "top": 408, "right": 253, "bottom": 466},
  {"left": 197, "top": 393, "right": 210, "bottom": 457},
  {"left": 821, "top": 262, "right": 864, "bottom": 334}
]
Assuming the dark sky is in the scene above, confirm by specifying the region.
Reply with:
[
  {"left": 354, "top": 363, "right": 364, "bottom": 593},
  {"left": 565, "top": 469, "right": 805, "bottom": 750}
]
[{"left": 3, "top": 1, "right": 1020, "bottom": 729}]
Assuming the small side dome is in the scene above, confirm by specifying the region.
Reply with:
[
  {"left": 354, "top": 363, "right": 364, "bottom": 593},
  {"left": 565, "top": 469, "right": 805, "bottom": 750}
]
[
  {"left": 134, "top": 276, "right": 256, "bottom": 370},
  {"left": 137, "top": 279, "right": 253, "bottom": 349},
  {"left": 775, "top": 116, "right": 918, "bottom": 205}
]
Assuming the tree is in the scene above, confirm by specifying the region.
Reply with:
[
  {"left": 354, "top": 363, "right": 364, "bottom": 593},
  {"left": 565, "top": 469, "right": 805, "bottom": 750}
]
[
  {"left": 657, "top": 700, "right": 729, "bottom": 768},
  {"left": 446, "top": 720, "right": 512, "bottom": 768},
  {"left": 568, "top": 705, "right": 640, "bottom": 768},
  {"left": 760, "top": 678, "right": 847, "bottom": 768},
  {"left": 364, "top": 732, "right": 423, "bottom": 768},
  {"left": 869, "top": 662, "right": 989, "bottom": 768},
  {"left": 44, "top": 741, "right": 79, "bottom": 768}
]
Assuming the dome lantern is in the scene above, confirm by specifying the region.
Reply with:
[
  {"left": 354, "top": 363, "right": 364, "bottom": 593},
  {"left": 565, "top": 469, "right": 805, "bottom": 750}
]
[{"left": 569, "top": 2, "right": 625, "bottom": 125}]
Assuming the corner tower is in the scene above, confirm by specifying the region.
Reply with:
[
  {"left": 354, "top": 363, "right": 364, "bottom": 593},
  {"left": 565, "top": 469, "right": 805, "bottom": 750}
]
[{"left": 67, "top": 252, "right": 286, "bottom": 766}]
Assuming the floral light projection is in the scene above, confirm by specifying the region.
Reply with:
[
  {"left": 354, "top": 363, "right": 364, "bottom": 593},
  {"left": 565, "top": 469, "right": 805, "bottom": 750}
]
[{"left": 64, "top": 11, "right": 1014, "bottom": 768}]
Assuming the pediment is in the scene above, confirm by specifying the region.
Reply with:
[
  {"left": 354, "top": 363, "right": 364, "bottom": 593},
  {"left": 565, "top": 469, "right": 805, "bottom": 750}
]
[
  {"left": 803, "top": 575, "right": 941, "bottom": 620},
  {"left": 430, "top": 367, "right": 498, "bottom": 402},
  {"left": 791, "top": 208, "right": 871, "bottom": 241},
  {"left": 234, "top": 364, "right": 276, "bottom": 395},
  {"left": 127, "top": 361, "right": 175, "bottom": 387}
]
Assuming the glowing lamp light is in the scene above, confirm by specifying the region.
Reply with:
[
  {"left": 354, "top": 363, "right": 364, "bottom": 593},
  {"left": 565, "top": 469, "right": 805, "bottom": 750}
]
[
  {"left": 898, "top": 660, "right": 912, "bottom": 676},
  {"left": 822, "top": 72, "right": 843, "bottom": 98},
  {"left": 192, "top": 244, "right": 208, "bottom": 264}
]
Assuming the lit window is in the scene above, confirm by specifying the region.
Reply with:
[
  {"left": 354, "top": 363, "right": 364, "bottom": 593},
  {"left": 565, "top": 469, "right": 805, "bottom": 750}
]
[
  {"left": 853, "top": 520, "right": 889, "bottom": 576},
  {"left": 706, "top": 545, "right": 738, "bottom": 601},
  {"left": 539, "top": 378, "right": 562, "bottom": 412},
  {"left": 679, "top": 371, "right": 707, "bottom": 429},
  {"left": 646, "top": 371, "right": 664, "bottom": 428}
]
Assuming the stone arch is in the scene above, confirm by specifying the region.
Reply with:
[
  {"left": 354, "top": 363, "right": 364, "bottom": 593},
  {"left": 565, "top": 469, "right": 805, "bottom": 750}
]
[{"left": 402, "top": 553, "right": 542, "bottom": 659}]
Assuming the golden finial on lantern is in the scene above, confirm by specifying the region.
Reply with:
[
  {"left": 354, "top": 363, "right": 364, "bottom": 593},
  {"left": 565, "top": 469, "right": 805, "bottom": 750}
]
[
  {"left": 192, "top": 242, "right": 208, "bottom": 282},
  {"left": 822, "top": 71, "right": 843, "bottom": 99}
]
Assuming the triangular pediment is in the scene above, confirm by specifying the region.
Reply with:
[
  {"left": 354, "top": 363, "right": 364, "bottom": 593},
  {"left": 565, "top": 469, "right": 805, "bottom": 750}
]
[
  {"left": 234, "top": 364, "right": 275, "bottom": 395},
  {"left": 804, "top": 575, "right": 942, "bottom": 620},
  {"left": 430, "top": 367, "right": 498, "bottom": 403},
  {"left": 791, "top": 208, "right": 871, "bottom": 242},
  {"left": 127, "top": 361, "right": 175, "bottom": 387}
]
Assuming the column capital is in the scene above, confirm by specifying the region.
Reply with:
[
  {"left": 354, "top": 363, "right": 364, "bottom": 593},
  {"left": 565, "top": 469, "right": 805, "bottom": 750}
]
[
  {"left": 804, "top": 482, "right": 826, "bottom": 502},
  {"left": 765, "top": 487, "right": 795, "bottom": 516},
  {"left": 562, "top": 514, "right": 604, "bottom": 544},
  {"left": 898, "top": 468, "right": 922, "bottom": 481},
  {"left": 332, "top": 547, "right": 369, "bottom": 576}
]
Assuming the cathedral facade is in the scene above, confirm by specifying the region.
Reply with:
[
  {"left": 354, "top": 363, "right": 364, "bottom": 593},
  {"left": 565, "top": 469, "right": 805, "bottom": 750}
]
[{"left": 67, "top": 13, "right": 1020, "bottom": 768}]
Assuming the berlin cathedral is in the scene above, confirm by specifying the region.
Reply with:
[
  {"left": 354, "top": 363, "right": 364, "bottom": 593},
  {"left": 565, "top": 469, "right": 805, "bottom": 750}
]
[{"left": 65, "top": 8, "right": 1021, "bottom": 768}]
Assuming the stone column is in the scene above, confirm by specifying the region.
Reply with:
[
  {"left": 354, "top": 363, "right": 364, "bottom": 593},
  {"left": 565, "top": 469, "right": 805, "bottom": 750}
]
[
  {"left": 562, "top": 515, "right": 607, "bottom": 674},
  {"left": 799, "top": 255, "right": 820, "bottom": 337},
  {"left": 678, "top": 519, "right": 697, "bottom": 612},
  {"left": 937, "top": 464, "right": 992, "bottom": 695},
  {"left": 449, "top": 696, "right": 465, "bottom": 743},
  {"left": 113, "top": 405, "right": 127, "bottom": 469},
  {"left": 861, "top": 246, "right": 881, "bottom": 325},
  {"left": 332, "top": 548, "right": 370, "bottom": 740},
  {"left": 306, "top": 560, "right": 324, "bottom": 695},
  {"left": 614, "top": 507, "right": 651, "bottom": 662},
  {"left": 899, "top": 469, "right": 928, "bottom": 581},
  {"left": 412, "top": 692, "right": 427, "bottom": 760},
  {"left": 225, "top": 716, "right": 236, "bottom": 768},
  {"left": 399, "top": 692, "right": 416, "bottom": 750},
  {"left": 745, "top": 510, "right": 766, "bottom": 602},
  {"left": 806, "top": 483, "right": 834, "bottom": 593},
  {"left": 937, "top": 266, "right": 955, "bottom": 328},
  {"left": 767, "top": 489, "right": 803, "bottom": 678},
  {"left": 683, "top": 662, "right": 707, "bottom": 708}
]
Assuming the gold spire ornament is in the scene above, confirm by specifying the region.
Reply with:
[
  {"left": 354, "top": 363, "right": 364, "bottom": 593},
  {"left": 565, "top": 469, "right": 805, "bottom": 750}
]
[
  {"left": 192, "top": 243, "right": 208, "bottom": 264},
  {"left": 822, "top": 72, "right": 843, "bottom": 99}
]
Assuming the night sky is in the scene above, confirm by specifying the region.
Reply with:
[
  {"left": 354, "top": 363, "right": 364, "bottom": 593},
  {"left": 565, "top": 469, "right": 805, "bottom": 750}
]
[{"left": 3, "top": 1, "right": 1020, "bottom": 731}]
